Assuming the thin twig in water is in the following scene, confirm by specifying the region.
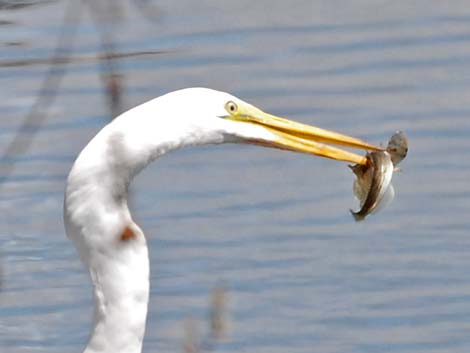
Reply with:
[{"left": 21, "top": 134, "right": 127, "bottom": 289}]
[
  {"left": 0, "top": 0, "right": 82, "bottom": 184},
  {"left": 132, "top": 0, "right": 161, "bottom": 24},
  {"left": 85, "top": 0, "right": 125, "bottom": 119},
  {"left": 0, "top": 50, "right": 172, "bottom": 68},
  {"left": 183, "top": 283, "right": 230, "bottom": 353}
]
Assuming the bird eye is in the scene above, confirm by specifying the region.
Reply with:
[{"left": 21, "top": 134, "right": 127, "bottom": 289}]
[{"left": 225, "top": 101, "right": 238, "bottom": 114}]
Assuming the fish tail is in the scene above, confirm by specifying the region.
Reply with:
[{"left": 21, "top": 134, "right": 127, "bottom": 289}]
[{"left": 350, "top": 209, "right": 365, "bottom": 222}]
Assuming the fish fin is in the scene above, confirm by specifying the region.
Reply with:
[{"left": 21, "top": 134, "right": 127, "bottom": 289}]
[
  {"left": 350, "top": 163, "right": 367, "bottom": 177},
  {"left": 350, "top": 209, "right": 366, "bottom": 222}
]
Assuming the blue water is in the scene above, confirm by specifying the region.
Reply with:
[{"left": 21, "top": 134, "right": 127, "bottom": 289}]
[{"left": 1, "top": 1, "right": 470, "bottom": 352}]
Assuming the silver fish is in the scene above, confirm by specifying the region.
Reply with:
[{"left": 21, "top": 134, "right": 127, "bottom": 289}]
[
  {"left": 349, "top": 131, "right": 408, "bottom": 221},
  {"left": 350, "top": 151, "right": 394, "bottom": 221}
]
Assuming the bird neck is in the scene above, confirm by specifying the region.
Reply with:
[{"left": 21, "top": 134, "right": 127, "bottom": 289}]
[
  {"left": 84, "top": 224, "right": 149, "bottom": 353},
  {"left": 65, "top": 142, "right": 150, "bottom": 353},
  {"left": 64, "top": 112, "right": 172, "bottom": 353},
  {"left": 65, "top": 97, "right": 228, "bottom": 353}
]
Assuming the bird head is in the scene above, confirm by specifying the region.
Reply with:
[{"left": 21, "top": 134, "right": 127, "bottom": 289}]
[{"left": 161, "top": 88, "right": 381, "bottom": 165}]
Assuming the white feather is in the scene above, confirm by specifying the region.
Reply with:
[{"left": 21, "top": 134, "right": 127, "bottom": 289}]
[{"left": 64, "top": 88, "right": 277, "bottom": 353}]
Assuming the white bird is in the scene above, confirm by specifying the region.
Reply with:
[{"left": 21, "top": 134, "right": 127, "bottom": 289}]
[{"left": 64, "top": 87, "right": 380, "bottom": 353}]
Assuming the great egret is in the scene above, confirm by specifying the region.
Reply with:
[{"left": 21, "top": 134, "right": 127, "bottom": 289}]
[{"left": 64, "top": 87, "right": 380, "bottom": 353}]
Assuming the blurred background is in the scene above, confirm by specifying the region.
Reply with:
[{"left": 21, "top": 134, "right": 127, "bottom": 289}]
[{"left": 1, "top": 1, "right": 470, "bottom": 352}]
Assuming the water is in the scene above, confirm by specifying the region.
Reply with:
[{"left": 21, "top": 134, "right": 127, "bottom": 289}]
[{"left": 1, "top": 1, "right": 470, "bottom": 352}]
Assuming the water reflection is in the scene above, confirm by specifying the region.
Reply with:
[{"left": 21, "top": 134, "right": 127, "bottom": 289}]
[{"left": 1, "top": 1, "right": 470, "bottom": 353}]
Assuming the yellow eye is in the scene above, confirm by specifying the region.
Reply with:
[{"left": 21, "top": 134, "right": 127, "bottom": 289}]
[{"left": 225, "top": 101, "right": 238, "bottom": 114}]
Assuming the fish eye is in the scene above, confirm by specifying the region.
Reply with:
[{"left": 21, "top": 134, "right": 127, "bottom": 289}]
[{"left": 225, "top": 101, "right": 238, "bottom": 114}]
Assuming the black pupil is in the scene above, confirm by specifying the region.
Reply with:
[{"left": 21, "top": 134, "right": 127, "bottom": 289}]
[{"left": 230, "top": 103, "right": 234, "bottom": 111}]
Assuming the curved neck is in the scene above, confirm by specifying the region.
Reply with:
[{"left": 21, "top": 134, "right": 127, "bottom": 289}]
[
  {"left": 64, "top": 108, "right": 173, "bottom": 353},
  {"left": 65, "top": 144, "right": 150, "bottom": 353},
  {"left": 84, "top": 223, "right": 149, "bottom": 353},
  {"left": 65, "top": 93, "right": 230, "bottom": 353}
]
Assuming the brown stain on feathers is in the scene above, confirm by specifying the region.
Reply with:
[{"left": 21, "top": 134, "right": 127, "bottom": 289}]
[{"left": 120, "top": 225, "right": 136, "bottom": 241}]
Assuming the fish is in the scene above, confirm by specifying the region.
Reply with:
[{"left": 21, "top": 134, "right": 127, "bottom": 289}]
[
  {"left": 349, "top": 131, "right": 408, "bottom": 221},
  {"left": 386, "top": 130, "right": 408, "bottom": 167},
  {"left": 350, "top": 151, "right": 394, "bottom": 221}
]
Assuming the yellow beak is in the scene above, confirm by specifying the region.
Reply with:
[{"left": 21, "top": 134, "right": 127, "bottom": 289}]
[{"left": 228, "top": 104, "right": 382, "bottom": 166}]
